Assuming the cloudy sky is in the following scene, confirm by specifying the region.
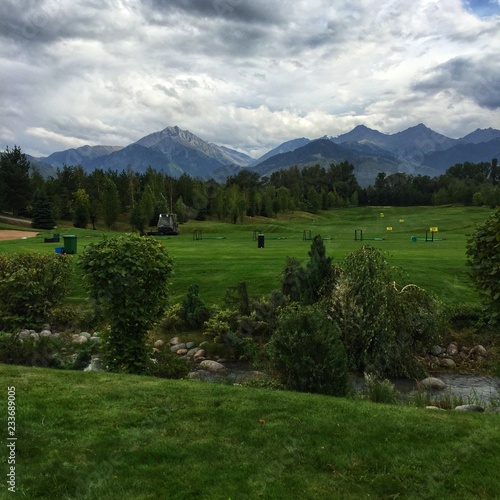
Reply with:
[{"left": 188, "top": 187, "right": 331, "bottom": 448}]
[{"left": 1, "top": 0, "right": 500, "bottom": 159}]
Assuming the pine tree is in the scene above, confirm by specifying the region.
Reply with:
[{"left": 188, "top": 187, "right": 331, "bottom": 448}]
[{"left": 31, "top": 190, "right": 56, "bottom": 230}]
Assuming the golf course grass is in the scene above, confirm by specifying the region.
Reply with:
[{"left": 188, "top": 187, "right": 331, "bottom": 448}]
[{"left": 1, "top": 205, "right": 492, "bottom": 308}]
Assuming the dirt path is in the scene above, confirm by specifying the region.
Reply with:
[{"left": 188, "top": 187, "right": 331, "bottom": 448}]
[{"left": 0, "top": 230, "right": 39, "bottom": 241}]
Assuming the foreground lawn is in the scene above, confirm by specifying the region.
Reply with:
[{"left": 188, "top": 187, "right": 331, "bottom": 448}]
[{"left": 1, "top": 365, "right": 499, "bottom": 499}]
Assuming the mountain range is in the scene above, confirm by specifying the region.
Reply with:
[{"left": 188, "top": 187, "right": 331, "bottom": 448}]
[{"left": 29, "top": 124, "right": 500, "bottom": 187}]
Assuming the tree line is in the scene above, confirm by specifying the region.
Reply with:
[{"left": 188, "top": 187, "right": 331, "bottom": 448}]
[{"left": 0, "top": 145, "right": 498, "bottom": 230}]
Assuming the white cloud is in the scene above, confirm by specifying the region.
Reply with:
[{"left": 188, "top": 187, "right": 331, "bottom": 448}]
[{"left": 1, "top": 0, "right": 500, "bottom": 158}]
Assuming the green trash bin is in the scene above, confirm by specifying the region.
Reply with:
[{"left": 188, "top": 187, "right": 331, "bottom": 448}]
[
  {"left": 63, "top": 235, "right": 78, "bottom": 254},
  {"left": 410, "top": 236, "right": 417, "bottom": 243}
]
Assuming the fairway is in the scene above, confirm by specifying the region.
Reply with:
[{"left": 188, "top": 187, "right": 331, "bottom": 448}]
[{"left": 0, "top": 206, "right": 493, "bottom": 308}]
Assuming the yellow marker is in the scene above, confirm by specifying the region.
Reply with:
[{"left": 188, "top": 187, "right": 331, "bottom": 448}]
[
  {"left": 387, "top": 227, "right": 393, "bottom": 231},
  {"left": 429, "top": 227, "right": 438, "bottom": 232},
  {"left": 399, "top": 219, "right": 405, "bottom": 223},
  {"left": 380, "top": 213, "right": 384, "bottom": 217}
]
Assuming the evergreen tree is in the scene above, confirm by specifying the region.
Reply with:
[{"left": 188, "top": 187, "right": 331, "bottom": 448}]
[
  {"left": 100, "top": 177, "right": 121, "bottom": 230},
  {"left": 31, "top": 190, "right": 56, "bottom": 230},
  {"left": 73, "top": 188, "right": 90, "bottom": 229},
  {"left": 0, "top": 146, "right": 31, "bottom": 216}
]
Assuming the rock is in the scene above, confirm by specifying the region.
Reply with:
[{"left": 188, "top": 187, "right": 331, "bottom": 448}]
[
  {"left": 199, "top": 360, "right": 227, "bottom": 373},
  {"left": 473, "top": 345, "right": 487, "bottom": 357},
  {"left": 17, "top": 329, "right": 31, "bottom": 340},
  {"left": 170, "top": 337, "right": 180, "bottom": 345},
  {"left": 90, "top": 336, "right": 101, "bottom": 343},
  {"left": 199, "top": 341, "right": 210, "bottom": 349},
  {"left": 41, "top": 324, "right": 51, "bottom": 332},
  {"left": 170, "top": 343, "right": 186, "bottom": 353},
  {"left": 454, "top": 404, "right": 485, "bottom": 412},
  {"left": 459, "top": 352, "right": 468, "bottom": 360},
  {"left": 39, "top": 329, "right": 52, "bottom": 337},
  {"left": 186, "top": 348, "right": 198, "bottom": 358},
  {"left": 420, "top": 377, "right": 447, "bottom": 390},
  {"left": 72, "top": 335, "right": 88, "bottom": 344},
  {"left": 446, "top": 343, "right": 459, "bottom": 356},
  {"left": 186, "top": 342, "right": 196, "bottom": 349},
  {"left": 176, "top": 348, "right": 188, "bottom": 356},
  {"left": 194, "top": 349, "right": 206, "bottom": 358},
  {"left": 30, "top": 332, "right": 40, "bottom": 340},
  {"left": 195, "top": 357, "right": 206, "bottom": 363},
  {"left": 439, "top": 358, "right": 456, "bottom": 369},
  {"left": 426, "top": 406, "right": 445, "bottom": 411},
  {"left": 80, "top": 332, "right": 92, "bottom": 340},
  {"left": 51, "top": 333, "right": 60, "bottom": 339},
  {"left": 430, "top": 345, "right": 442, "bottom": 356},
  {"left": 154, "top": 339, "right": 165, "bottom": 348},
  {"left": 187, "top": 371, "right": 201, "bottom": 379}
]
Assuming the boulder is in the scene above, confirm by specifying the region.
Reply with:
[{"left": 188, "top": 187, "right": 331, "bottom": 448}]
[
  {"left": 30, "top": 332, "right": 40, "bottom": 340},
  {"left": 80, "top": 332, "right": 92, "bottom": 340},
  {"left": 170, "top": 336, "right": 180, "bottom": 345},
  {"left": 170, "top": 343, "right": 186, "bottom": 353},
  {"left": 39, "top": 329, "right": 52, "bottom": 338},
  {"left": 186, "top": 348, "right": 198, "bottom": 358},
  {"left": 430, "top": 345, "right": 443, "bottom": 356},
  {"left": 473, "top": 345, "right": 487, "bottom": 357},
  {"left": 72, "top": 335, "right": 88, "bottom": 344},
  {"left": 17, "top": 329, "right": 31, "bottom": 340},
  {"left": 176, "top": 348, "right": 188, "bottom": 356},
  {"left": 426, "top": 406, "right": 445, "bottom": 411},
  {"left": 186, "top": 342, "right": 197, "bottom": 349},
  {"left": 199, "top": 360, "right": 227, "bottom": 373},
  {"left": 194, "top": 349, "right": 206, "bottom": 359},
  {"left": 90, "top": 336, "right": 101, "bottom": 343},
  {"left": 439, "top": 358, "right": 456, "bottom": 369},
  {"left": 420, "top": 377, "right": 447, "bottom": 390},
  {"left": 446, "top": 343, "right": 459, "bottom": 357},
  {"left": 154, "top": 339, "right": 165, "bottom": 348},
  {"left": 454, "top": 405, "right": 485, "bottom": 412}
]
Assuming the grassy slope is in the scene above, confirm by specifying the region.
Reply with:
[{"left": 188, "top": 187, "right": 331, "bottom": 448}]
[
  {"left": 1, "top": 364, "right": 499, "bottom": 499},
  {"left": 0, "top": 205, "right": 493, "bottom": 307}
]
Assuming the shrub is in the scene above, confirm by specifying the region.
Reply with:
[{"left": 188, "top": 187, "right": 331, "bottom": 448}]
[
  {"left": 0, "top": 333, "right": 62, "bottom": 368},
  {"left": 147, "top": 347, "right": 190, "bottom": 379},
  {"left": 0, "top": 253, "right": 73, "bottom": 331},
  {"left": 466, "top": 208, "right": 500, "bottom": 324},
  {"left": 181, "top": 283, "right": 211, "bottom": 328},
  {"left": 79, "top": 233, "right": 173, "bottom": 374},
  {"left": 267, "top": 304, "right": 349, "bottom": 396},
  {"left": 363, "top": 374, "right": 399, "bottom": 404},
  {"left": 328, "top": 245, "right": 441, "bottom": 378}
]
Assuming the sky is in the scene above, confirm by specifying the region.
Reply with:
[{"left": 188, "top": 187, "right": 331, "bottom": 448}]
[{"left": 1, "top": 0, "right": 500, "bottom": 159}]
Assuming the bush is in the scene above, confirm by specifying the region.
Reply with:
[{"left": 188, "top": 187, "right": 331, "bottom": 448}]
[
  {"left": 328, "top": 245, "right": 441, "bottom": 378},
  {"left": 79, "top": 233, "right": 173, "bottom": 374},
  {"left": 466, "top": 208, "right": 500, "bottom": 324},
  {"left": 147, "top": 347, "right": 190, "bottom": 379},
  {"left": 0, "top": 253, "right": 73, "bottom": 331},
  {"left": 0, "top": 333, "right": 62, "bottom": 368},
  {"left": 267, "top": 304, "right": 349, "bottom": 396},
  {"left": 181, "top": 284, "right": 211, "bottom": 328}
]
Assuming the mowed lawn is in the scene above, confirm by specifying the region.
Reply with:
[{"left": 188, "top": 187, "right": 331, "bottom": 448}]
[
  {"left": 1, "top": 364, "right": 499, "bottom": 499},
  {"left": 0, "top": 205, "right": 493, "bottom": 307}
]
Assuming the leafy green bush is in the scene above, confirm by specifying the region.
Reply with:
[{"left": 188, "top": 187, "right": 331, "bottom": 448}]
[
  {"left": 466, "top": 208, "right": 500, "bottom": 324},
  {"left": 0, "top": 253, "right": 73, "bottom": 331},
  {"left": 363, "top": 374, "right": 399, "bottom": 404},
  {"left": 328, "top": 245, "right": 441, "bottom": 378},
  {"left": 79, "top": 233, "right": 173, "bottom": 374},
  {"left": 267, "top": 304, "right": 349, "bottom": 396},
  {"left": 0, "top": 333, "right": 62, "bottom": 368},
  {"left": 147, "top": 347, "right": 190, "bottom": 379}
]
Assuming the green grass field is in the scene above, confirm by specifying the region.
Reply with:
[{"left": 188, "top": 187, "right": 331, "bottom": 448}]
[
  {"left": 1, "top": 364, "right": 499, "bottom": 499},
  {"left": 1, "top": 205, "right": 493, "bottom": 308}
]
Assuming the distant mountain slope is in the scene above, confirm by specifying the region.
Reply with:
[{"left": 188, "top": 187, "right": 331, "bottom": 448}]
[
  {"left": 43, "top": 145, "right": 123, "bottom": 169},
  {"left": 252, "top": 139, "right": 414, "bottom": 186},
  {"left": 457, "top": 128, "right": 500, "bottom": 144},
  {"left": 422, "top": 138, "right": 500, "bottom": 172},
  {"left": 251, "top": 137, "right": 311, "bottom": 165},
  {"left": 26, "top": 155, "right": 57, "bottom": 178}
]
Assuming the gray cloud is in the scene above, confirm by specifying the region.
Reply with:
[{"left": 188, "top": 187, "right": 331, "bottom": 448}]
[
  {"left": 1, "top": 0, "right": 500, "bottom": 157},
  {"left": 413, "top": 55, "right": 500, "bottom": 110}
]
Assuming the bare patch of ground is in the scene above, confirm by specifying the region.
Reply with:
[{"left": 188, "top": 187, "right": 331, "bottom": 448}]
[{"left": 0, "top": 230, "right": 39, "bottom": 241}]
